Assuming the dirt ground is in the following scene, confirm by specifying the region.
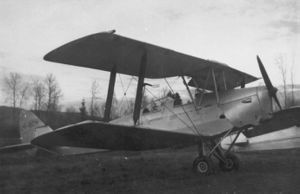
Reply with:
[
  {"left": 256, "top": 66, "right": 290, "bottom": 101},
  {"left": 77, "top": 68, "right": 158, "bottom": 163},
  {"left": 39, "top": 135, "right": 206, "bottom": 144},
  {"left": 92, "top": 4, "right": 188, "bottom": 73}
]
[{"left": 0, "top": 147, "right": 299, "bottom": 194}]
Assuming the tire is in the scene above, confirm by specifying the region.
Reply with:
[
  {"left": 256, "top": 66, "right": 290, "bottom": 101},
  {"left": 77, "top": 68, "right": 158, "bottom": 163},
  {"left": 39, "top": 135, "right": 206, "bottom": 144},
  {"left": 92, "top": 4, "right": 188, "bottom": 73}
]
[
  {"left": 193, "top": 156, "right": 213, "bottom": 175},
  {"left": 219, "top": 153, "right": 239, "bottom": 171}
]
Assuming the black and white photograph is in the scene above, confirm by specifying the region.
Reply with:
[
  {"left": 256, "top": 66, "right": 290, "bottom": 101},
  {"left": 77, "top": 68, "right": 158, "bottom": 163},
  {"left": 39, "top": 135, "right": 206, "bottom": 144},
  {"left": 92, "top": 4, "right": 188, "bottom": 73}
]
[{"left": 0, "top": 0, "right": 299, "bottom": 193}]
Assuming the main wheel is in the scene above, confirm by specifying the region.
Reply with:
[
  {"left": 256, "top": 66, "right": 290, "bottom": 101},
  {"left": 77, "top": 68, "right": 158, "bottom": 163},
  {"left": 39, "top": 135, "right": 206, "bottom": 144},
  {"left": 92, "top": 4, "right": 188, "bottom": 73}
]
[
  {"left": 219, "top": 153, "right": 239, "bottom": 171},
  {"left": 193, "top": 156, "right": 213, "bottom": 175}
]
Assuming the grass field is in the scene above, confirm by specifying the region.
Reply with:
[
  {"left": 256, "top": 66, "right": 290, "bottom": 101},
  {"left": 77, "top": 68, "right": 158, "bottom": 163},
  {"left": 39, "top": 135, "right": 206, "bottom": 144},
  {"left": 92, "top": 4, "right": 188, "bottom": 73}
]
[{"left": 0, "top": 147, "right": 299, "bottom": 194}]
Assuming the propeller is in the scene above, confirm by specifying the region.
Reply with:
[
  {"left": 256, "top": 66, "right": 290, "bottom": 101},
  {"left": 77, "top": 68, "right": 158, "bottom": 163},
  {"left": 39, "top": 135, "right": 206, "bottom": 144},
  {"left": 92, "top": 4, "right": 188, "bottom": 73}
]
[{"left": 256, "top": 55, "right": 282, "bottom": 111}]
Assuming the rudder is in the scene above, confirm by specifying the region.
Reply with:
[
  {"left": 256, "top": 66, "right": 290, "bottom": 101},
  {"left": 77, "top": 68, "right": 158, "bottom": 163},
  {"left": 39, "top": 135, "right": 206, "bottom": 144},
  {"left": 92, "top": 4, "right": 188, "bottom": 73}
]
[{"left": 19, "top": 110, "right": 52, "bottom": 143}]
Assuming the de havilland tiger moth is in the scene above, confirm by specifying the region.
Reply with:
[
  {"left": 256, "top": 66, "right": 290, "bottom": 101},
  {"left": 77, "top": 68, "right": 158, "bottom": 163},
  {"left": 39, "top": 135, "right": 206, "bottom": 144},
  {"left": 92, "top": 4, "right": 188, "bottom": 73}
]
[{"left": 27, "top": 30, "right": 300, "bottom": 175}]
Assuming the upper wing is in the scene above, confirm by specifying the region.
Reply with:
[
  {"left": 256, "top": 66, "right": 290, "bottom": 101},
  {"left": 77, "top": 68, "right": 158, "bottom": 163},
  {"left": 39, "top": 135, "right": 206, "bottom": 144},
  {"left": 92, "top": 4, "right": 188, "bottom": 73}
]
[
  {"left": 187, "top": 64, "right": 257, "bottom": 91},
  {"left": 44, "top": 31, "right": 258, "bottom": 85},
  {"left": 31, "top": 121, "right": 197, "bottom": 151}
]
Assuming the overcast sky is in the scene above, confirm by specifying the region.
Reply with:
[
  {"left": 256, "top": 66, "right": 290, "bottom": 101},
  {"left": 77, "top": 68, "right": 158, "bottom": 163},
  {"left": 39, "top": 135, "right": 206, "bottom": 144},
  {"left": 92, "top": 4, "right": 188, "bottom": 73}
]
[{"left": 0, "top": 0, "right": 299, "bottom": 106}]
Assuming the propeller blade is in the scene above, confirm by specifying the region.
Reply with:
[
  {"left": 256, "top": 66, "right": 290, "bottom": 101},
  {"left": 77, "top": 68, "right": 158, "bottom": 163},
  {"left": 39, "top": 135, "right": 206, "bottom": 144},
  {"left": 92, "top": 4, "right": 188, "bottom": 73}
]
[
  {"left": 256, "top": 55, "right": 282, "bottom": 110},
  {"left": 273, "top": 94, "right": 282, "bottom": 110},
  {"left": 257, "top": 56, "right": 273, "bottom": 91}
]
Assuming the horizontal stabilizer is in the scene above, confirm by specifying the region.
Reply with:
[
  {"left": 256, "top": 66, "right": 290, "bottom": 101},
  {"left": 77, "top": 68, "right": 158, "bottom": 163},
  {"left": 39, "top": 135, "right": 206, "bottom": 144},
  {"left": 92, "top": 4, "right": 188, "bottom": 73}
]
[{"left": 0, "top": 143, "right": 34, "bottom": 153}]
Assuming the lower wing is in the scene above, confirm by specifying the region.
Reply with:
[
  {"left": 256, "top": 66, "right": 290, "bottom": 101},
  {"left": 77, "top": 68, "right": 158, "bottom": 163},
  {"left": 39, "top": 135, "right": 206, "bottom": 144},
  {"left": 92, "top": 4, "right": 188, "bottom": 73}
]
[{"left": 31, "top": 121, "right": 197, "bottom": 152}]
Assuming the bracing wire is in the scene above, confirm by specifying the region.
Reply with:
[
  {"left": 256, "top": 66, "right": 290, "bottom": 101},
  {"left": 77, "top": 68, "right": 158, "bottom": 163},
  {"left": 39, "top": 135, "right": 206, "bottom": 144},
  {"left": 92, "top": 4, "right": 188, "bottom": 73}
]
[
  {"left": 164, "top": 78, "right": 175, "bottom": 94},
  {"left": 128, "top": 76, "right": 202, "bottom": 137},
  {"left": 163, "top": 78, "right": 201, "bottom": 137},
  {"left": 118, "top": 74, "right": 134, "bottom": 109},
  {"left": 144, "top": 87, "right": 196, "bottom": 133}
]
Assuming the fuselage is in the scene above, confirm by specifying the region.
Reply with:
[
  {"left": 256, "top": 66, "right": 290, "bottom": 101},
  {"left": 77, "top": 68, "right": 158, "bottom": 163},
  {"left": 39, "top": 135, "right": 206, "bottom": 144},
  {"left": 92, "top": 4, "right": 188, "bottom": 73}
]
[{"left": 111, "top": 85, "right": 300, "bottom": 137}]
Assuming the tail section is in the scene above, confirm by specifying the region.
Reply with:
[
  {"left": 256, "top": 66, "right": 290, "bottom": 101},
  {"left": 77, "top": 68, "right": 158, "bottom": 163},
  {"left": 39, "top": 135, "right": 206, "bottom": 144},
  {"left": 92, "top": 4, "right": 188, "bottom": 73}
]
[
  {"left": 0, "top": 108, "right": 53, "bottom": 153},
  {"left": 19, "top": 110, "right": 52, "bottom": 143}
]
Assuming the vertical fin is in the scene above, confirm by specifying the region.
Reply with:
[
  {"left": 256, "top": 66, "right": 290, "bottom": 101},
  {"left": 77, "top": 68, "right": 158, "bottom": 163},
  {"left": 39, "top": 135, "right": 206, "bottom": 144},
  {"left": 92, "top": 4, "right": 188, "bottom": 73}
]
[{"left": 19, "top": 110, "right": 52, "bottom": 143}]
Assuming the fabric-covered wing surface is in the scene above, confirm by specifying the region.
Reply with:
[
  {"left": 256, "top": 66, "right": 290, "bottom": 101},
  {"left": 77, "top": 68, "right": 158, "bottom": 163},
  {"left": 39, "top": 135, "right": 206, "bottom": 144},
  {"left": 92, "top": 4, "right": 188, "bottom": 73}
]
[
  {"left": 188, "top": 65, "right": 257, "bottom": 91},
  {"left": 31, "top": 121, "right": 197, "bottom": 151},
  {"left": 44, "top": 31, "right": 258, "bottom": 87}
]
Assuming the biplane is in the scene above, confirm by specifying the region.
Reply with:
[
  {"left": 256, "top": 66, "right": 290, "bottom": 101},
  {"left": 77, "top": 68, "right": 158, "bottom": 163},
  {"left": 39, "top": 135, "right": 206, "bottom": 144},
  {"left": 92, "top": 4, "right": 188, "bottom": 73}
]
[{"left": 27, "top": 30, "right": 300, "bottom": 175}]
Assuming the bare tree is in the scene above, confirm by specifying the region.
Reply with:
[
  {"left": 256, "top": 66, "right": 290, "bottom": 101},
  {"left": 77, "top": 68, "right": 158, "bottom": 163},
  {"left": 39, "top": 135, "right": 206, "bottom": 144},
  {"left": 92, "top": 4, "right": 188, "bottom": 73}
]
[
  {"left": 19, "top": 84, "right": 30, "bottom": 108},
  {"left": 3, "top": 72, "right": 30, "bottom": 109},
  {"left": 275, "top": 55, "right": 297, "bottom": 108},
  {"left": 111, "top": 92, "right": 119, "bottom": 119},
  {"left": 44, "top": 74, "right": 62, "bottom": 112},
  {"left": 90, "top": 80, "right": 100, "bottom": 117},
  {"left": 290, "top": 65, "right": 295, "bottom": 105},
  {"left": 4, "top": 72, "right": 21, "bottom": 108},
  {"left": 276, "top": 55, "right": 288, "bottom": 107},
  {"left": 32, "top": 79, "right": 45, "bottom": 111}
]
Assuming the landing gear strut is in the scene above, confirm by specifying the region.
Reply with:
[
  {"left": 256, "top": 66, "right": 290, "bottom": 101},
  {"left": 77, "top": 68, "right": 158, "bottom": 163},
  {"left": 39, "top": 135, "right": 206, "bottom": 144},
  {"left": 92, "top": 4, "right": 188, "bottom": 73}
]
[
  {"left": 193, "top": 141, "right": 239, "bottom": 175},
  {"left": 193, "top": 129, "right": 242, "bottom": 175}
]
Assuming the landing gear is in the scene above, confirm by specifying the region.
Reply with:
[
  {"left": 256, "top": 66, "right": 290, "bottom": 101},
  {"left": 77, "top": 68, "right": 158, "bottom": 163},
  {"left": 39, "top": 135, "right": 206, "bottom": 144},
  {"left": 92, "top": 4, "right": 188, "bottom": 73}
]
[
  {"left": 193, "top": 156, "right": 213, "bottom": 175},
  {"left": 193, "top": 130, "right": 242, "bottom": 175},
  {"left": 219, "top": 153, "right": 239, "bottom": 171},
  {"left": 193, "top": 144, "right": 239, "bottom": 175}
]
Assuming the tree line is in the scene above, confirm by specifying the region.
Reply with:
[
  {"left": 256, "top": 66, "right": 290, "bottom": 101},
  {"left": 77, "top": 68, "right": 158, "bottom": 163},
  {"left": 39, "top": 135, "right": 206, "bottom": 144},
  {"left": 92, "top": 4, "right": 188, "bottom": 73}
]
[
  {"left": 1, "top": 71, "right": 180, "bottom": 123},
  {"left": 3, "top": 72, "right": 62, "bottom": 112},
  {"left": 1, "top": 72, "right": 138, "bottom": 122}
]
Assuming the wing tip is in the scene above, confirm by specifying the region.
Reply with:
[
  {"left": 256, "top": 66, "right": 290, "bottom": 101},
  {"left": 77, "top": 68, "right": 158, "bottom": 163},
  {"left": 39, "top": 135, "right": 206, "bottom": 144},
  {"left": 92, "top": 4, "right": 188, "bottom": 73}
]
[
  {"left": 43, "top": 29, "right": 117, "bottom": 63},
  {"left": 43, "top": 52, "right": 51, "bottom": 61}
]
